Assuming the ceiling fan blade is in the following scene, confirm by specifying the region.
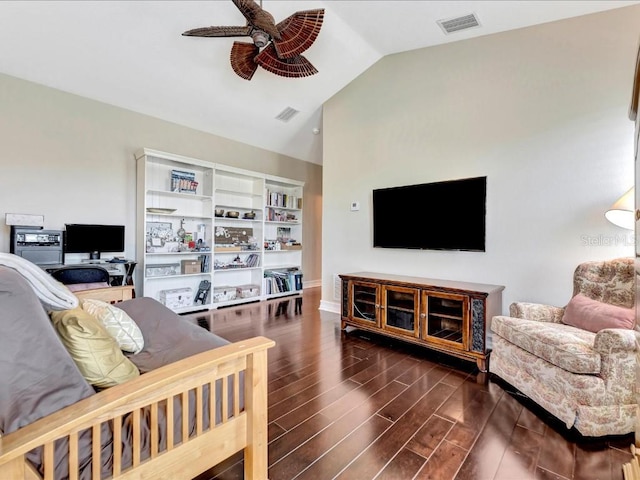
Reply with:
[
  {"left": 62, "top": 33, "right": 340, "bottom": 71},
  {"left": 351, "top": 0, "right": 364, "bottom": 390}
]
[
  {"left": 273, "top": 9, "right": 324, "bottom": 58},
  {"left": 232, "top": 0, "right": 280, "bottom": 40},
  {"left": 230, "top": 41, "right": 260, "bottom": 80},
  {"left": 255, "top": 44, "right": 318, "bottom": 78},
  {"left": 182, "top": 25, "right": 252, "bottom": 37}
]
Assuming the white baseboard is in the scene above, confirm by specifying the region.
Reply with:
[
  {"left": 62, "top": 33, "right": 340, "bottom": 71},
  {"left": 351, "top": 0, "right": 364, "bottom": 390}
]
[{"left": 319, "top": 299, "right": 340, "bottom": 314}]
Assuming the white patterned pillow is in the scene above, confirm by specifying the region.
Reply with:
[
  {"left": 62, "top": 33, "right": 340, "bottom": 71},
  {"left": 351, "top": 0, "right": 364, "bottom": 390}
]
[{"left": 81, "top": 299, "right": 144, "bottom": 354}]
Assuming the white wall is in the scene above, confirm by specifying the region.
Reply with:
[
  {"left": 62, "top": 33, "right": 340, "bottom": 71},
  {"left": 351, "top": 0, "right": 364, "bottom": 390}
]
[
  {"left": 321, "top": 6, "right": 640, "bottom": 312},
  {"left": 0, "top": 73, "right": 322, "bottom": 285}
]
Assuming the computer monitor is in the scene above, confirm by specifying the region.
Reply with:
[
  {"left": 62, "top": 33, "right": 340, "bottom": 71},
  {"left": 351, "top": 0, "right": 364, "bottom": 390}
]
[{"left": 64, "top": 224, "right": 125, "bottom": 260}]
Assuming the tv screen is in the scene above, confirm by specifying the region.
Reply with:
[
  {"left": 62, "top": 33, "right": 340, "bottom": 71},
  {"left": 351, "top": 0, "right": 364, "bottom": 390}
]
[
  {"left": 373, "top": 176, "right": 486, "bottom": 251},
  {"left": 64, "top": 224, "right": 125, "bottom": 259}
]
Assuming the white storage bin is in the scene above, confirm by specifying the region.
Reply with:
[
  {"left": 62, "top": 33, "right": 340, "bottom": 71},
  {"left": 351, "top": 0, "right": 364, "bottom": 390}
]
[
  {"left": 236, "top": 284, "right": 260, "bottom": 299},
  {"left": 213, "top": 286, "right": 237, "bottom": 303},
  {"left": 146, "top": 263, "right": 180, "bottom": 277},
  {"left": 159, "top": 287, "right": 193, "bottom": 309}
]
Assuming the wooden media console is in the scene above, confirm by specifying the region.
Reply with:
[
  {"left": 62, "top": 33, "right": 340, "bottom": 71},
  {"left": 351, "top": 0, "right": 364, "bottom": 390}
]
[{"left": 340, "top": 272, "right": 504, "bottom": 371}]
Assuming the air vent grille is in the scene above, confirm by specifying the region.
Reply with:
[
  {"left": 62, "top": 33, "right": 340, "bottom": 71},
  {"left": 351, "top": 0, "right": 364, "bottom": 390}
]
[
  {"left": 437, "top": 13, "right": 480, "bottom": 34},
  {"left": 333, "top": 274, "right": 341, "bottom": 301},
  {"left": 275, "top": 107, "right": 300, "bottom": 122}
]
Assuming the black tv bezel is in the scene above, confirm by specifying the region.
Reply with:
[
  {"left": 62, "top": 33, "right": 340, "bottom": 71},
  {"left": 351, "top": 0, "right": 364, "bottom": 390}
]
[
  {"left": 372, "top": 176, "right": 487, "bottom": 252},
  {"left": 63, "top": 223, "right": 125, "bottom": 259}
]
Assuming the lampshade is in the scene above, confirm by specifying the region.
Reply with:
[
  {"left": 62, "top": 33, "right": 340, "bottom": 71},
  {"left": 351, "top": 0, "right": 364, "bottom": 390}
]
[{"left": 604, "top": 187, "right": 635, "bottom": 230}]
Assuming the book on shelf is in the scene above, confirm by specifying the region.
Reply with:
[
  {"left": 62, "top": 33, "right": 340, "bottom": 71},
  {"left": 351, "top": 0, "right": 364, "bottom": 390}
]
[
  {"left": 265, "top": 208, "right": 298, "bottom": 222},
  {"left": 171, "top": 169, "right": 198, "bottom": 194},
  {"left": 171, "top": 169, "right": 195, "bottom": 180},
  {"left": 197, "top": 254, "right": 210, "bottom": 273},
  {"left": 266, "top": 190, "right": 302, "bottom": 209},
  {"left": 294, "top": 272, "right": 303, "bottom": 290},
  {"left": 245, "top": 253, "right": 260, "bottom": 267},
  {"left": 263, "top": 268, "right": 301, "bottom": 294}
]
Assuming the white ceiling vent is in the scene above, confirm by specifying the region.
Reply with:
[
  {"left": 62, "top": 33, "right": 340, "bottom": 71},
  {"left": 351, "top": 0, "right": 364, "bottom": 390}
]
[
  {"left": 275, "top": 107, "right": 300, "bottom": 122},
  {"left": 437, "top": 13, "right": 480, "bottom": 34}
]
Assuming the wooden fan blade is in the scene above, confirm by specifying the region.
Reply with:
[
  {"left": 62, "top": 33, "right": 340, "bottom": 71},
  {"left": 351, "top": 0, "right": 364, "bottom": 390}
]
[
  {"left": 255, "top": 44, "right": 318, "bottom": 78},
  {"left": 273, "top": 9, "right": 324, "bottom": 58},
  {"left": 232, "top": 0, "right": 280, "bottom": 40},
  {"left": 182, "top": 25, "right": 252, "bottom": 37},
  {"left": 230, "top": 41, "right": 260, "bottom": 80}
]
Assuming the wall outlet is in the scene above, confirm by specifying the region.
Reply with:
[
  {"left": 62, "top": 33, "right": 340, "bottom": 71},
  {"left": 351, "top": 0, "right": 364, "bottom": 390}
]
[{"left": 350, "top": 201, "right": 360, "bottom": 211}]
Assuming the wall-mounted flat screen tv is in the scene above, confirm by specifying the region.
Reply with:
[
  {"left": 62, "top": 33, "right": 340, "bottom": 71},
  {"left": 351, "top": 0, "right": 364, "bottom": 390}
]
[
  {"left": 373, "top": 176, "right": 486, "bottom": 252},
  {"left": 64, "top": 224, "right": 125, "bottom": 260}
]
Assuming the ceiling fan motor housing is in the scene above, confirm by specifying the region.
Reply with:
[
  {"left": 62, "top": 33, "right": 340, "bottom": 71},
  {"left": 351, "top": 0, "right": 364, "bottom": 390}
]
[{"left": 251, "top": 30, "right": 269, "bottom": 47}]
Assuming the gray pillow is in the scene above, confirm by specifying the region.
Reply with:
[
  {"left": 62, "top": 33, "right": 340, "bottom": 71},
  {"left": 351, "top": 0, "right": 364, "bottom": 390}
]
[
  {"left": 117, "top": 297, "right": 230, "bottom": 373},
  {"left": 0, "top": 266, "right": 101, "bottom": 477}
]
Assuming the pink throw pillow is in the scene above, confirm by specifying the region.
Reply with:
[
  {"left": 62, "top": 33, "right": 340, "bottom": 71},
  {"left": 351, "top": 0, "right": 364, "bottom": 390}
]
[{"left": 561, "top": 293, "right": 634, "bottom": 333}]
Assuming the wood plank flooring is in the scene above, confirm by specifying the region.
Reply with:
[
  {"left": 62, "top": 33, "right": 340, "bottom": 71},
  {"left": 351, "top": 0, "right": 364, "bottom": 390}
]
[{"left": 186, "top": 287, "right": 634, "bottom": 480}]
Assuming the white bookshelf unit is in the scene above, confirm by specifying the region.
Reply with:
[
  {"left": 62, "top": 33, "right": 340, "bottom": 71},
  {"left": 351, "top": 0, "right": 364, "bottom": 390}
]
[
  {"left": 136, "top": 148, "right": 304, "bottom": 313},
  {"left": 212, "top": 164, "right": 264, "bottom": 308},
  {"left": 263, "top": 178, "right": 303, "bottom": 299}
]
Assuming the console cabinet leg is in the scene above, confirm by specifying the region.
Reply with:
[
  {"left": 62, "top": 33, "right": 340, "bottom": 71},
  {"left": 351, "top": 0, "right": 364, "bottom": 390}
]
[{"left": 476, "top": 357, "right": 488, "bottom": 373}]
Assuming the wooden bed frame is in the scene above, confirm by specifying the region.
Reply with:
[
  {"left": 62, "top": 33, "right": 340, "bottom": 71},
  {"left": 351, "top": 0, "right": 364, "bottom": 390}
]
[{"left": 0, "top": 286, "right": 275, "bottom": 479}]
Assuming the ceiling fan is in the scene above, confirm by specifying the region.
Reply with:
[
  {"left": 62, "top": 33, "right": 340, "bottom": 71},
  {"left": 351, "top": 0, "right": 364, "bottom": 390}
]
[{"left": 182, "top": 0, "right": 325, "bottom": 81}]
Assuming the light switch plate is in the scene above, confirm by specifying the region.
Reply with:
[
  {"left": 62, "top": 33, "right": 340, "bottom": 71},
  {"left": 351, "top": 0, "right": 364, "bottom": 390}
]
[{"left": 350, "top": 201, "right": 360, "bottom": 211}]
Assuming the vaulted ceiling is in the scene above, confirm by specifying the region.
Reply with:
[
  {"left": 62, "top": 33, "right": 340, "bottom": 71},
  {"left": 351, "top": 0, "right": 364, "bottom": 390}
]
[{"left": 0, "top": 1, "right": 637, "bottom": 164}]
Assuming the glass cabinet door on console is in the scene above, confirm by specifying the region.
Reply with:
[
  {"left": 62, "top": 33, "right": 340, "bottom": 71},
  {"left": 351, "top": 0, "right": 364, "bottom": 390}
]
[
  {"left": 349, "top": 281, "right": 380, "bottom": 328},
  {"left": 382, "top": 286, "right": 420, "bottom": 338},
  {"left": 422, "top": 291, "right": 469, "bottom": 350}
]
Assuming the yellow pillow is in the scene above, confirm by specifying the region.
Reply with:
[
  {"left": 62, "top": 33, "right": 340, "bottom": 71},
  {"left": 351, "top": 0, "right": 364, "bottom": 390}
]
[{"left": 50, "top": 307, "right": 139, "bottom": 389}]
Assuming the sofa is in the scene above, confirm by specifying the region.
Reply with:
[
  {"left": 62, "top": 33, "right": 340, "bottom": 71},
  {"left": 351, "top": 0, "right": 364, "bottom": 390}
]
[
  {"left": 489, "top": 257, "right": 638, "bottom": 437},
  {"left": 0, "top": 263, "right": 274, "bottom": 479}
]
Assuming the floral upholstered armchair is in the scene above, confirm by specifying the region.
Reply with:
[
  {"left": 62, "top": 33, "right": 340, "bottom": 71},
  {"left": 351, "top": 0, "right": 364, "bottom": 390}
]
[{"left": 490, "top": 257, "right": 638, "bottom": 437}]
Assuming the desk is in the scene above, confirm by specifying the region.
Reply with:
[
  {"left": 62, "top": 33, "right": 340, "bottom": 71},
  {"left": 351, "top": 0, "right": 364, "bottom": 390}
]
[
  {"left": 45, "top": 261, "right": 137, "bottom": 287},
  {"left": 102, "top": 261, "right": 136, "bottom": 287}
]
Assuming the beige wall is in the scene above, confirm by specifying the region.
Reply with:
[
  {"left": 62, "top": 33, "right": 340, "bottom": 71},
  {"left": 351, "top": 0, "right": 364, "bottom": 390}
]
[
  {"left": 321, "top": 6, "right": 640, "bottom": 312},
  {"left": 0, "top": 73, "right": 322, "bottom": 285}
]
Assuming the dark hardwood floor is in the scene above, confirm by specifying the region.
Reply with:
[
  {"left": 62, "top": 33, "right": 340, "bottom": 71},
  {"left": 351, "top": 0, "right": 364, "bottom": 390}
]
[{"left": 186, "top": 287, "right": 634, "bottom": 480}]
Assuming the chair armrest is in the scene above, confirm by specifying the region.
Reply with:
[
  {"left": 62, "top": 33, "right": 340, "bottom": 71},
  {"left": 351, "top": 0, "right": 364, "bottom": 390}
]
[
  {"left": 509, "top": 302, "right": 565, "bottom": 323},
  {"left": 594, "top": 329, "right": 639, "bottom": 354}
]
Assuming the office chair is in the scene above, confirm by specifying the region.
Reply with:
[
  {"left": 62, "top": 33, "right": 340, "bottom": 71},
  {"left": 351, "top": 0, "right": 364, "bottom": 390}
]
[{"left": 50, "top": 265, "right": 111, "bottom": 292}]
